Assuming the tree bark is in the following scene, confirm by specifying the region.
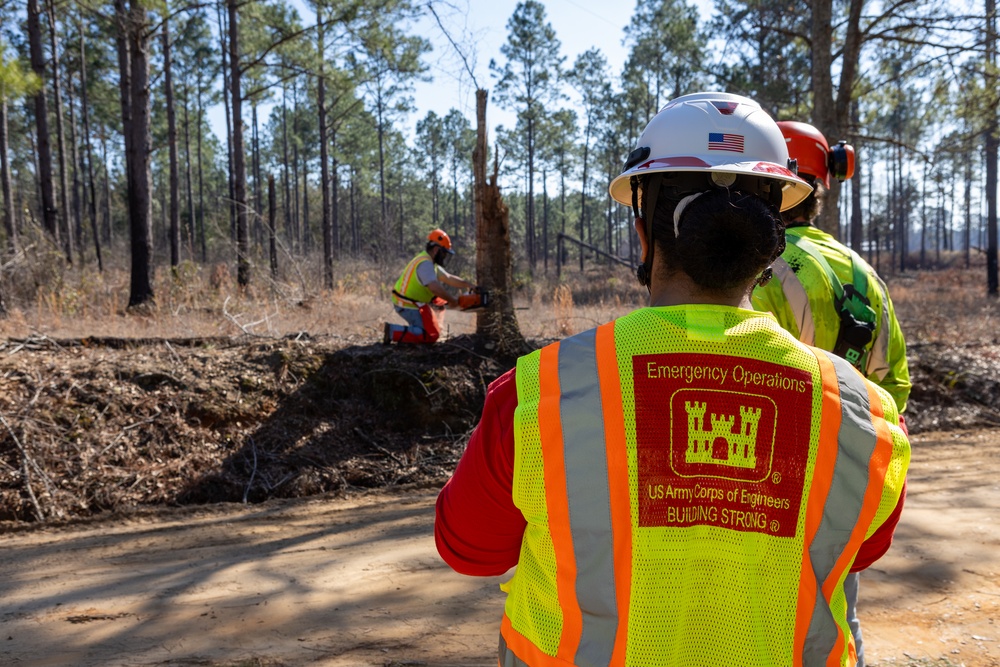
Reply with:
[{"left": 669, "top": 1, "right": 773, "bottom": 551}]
[
  {"left": 68, "top": 69, "right": 82, "bottom": 252},
  {"left": 473, "top": 89, "right": 527, "bottom": 357},
  {"left": 183, "top": 82, "right": 196, "bottom": 256},
  {"left": 987, "top": 0, "right": 999, "bottom": 295},
  {"left": 27, "top": 0, "right": 58, "bottom": 243},
  {"left": 79, "top": 19, "right": 102, "bottom": 271},
  {"left": 0, "top": 95, "right": 17, "bottom": 254},
  {"left": 163, "top": 15, "right": 180, "bottom": 268},
  {"left": 268, "top": 173, "right": 277, "bottom": 278},
  {"left": 196, "top": 70, "right": 206, "bottom": 261},
  {"left": 228, "top": 0, "right": 250, "bottom": 288},
  {"left": 318, "top": 7, "right": 332, "bottom": 288},
  {"left": 116, "top": 0, "right": 155, "bottom": 307},
  {"left": 332, "top": 130, "right": 340, "bottom": 257},
  {"left": 46, "top": 0, "right": 74, "bottom": 263},
  {"left": 281, "top": 82, "right": 291, "bottom": 254},
  {"left": 217, "top": 1, "right": 235, "bottom": 243}
]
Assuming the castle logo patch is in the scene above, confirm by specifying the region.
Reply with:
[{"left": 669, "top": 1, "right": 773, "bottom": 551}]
[{"left": 634, "top": 353, "right": 813, "bottom": 537}]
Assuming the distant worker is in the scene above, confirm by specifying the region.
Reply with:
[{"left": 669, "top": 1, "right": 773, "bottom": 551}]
[
  {"left": 436, "top": 92, "right": 909, "bottom": 666},
  {"left": 752, "top": 120, "right": 912, "bottom": 667},
  {"left": 385, "top": 229, "right": 478, "bottom": 344}
]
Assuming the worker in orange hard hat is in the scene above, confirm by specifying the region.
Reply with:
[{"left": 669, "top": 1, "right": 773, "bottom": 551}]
[
  {"left": 384, "top": 229, "right": 478, "bottom": 344},
  {"left": 753, "top": 120, "right": 910, "bottom": 667}
]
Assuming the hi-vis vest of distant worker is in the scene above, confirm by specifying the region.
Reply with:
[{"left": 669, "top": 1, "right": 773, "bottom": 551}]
[
  {"left": 502, "top": 306, "right": 909, "bottom": 667},
  {"left": 751, "top": 225, "right": 911, "bottom": 413},
  {"left": 392, "top": 251, "right": 437, "bottom": 308}
]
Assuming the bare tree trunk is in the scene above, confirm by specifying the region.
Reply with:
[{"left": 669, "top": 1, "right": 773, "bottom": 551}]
[
  {"left": 332, "top": 130, "right": 340, "bottom": 256},
  {"left": 268, "top": 173, "right": 277, "bottom": 278},
  {"left": 965, "top": 133, "right": 973, "bottom": 268},
  {"left": 68, "top": 70, "right": 82, "bottom": 252},
  {"left": 46, "top": 0, "right": 74, "bottom": 263},
  {"left": 318, "top": 7, "right": 333, "bottom": 288},
  {"left": 252, "top": 101, "right": 261, "bottom": 248},
  {"left": 183, "top": 82, "right": 196, "bottom": 256},
  {"left": 987, "top": 0, "right": 999, "bottom": 295},
  {"left": 79, "top": 19, "right": 102, "bottom": 271},
  {"left": 302, "top": 141, "right": 311, "bottom": 251},
  {"left": 163, "top": 15, "right": 180, "bottom": 268},
  {"left": 849, "top": 100, "right": 864, "bottom": 252},
  {"left": 117, "top": 0, "right": 155, "bottom": 307},
  {"left": 281, "top": 82, "right": 291, "bottom": 254},
  {"left": 292, "top": 140, "right": 300, "bottom": 252},
  {"left": 217, "top": 1, "right": 235, "bottom": 243},
  {"left": 542, "top": 169, "right": 548, "bottom": 274},
  {"left": 101, "top": 129, "right": 112, "bottom": 245},
  {"left": 27, "top": 0, "right": 58, "bottom": 243},
  {"left": 196, "top": 70, "right": 206, "bottom": 261},
  {"left": 527, "top": 114, "right": 535, "bottom": 275},
  {"left": 0, "top": 95, "right": 17, "bottom": 253},
  {"left": 473, "top": 89, "right": 526, "bottom": 357},
  {"left": 920, "top": 162, "right": 927, "bottom": 267},
  {"left": 228, "top": 0, "right": 249, "bottom": 288},
  {"left": 375, "top": 87, "right": 391, "bottom": 253}
]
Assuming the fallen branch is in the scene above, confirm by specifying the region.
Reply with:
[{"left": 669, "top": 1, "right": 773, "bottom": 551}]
[
  {"left": 0, "top": 413, "right": 44, "bottom": 522},
  {"left": 243, "top": 436, "right": 259, "bottom": 504}
]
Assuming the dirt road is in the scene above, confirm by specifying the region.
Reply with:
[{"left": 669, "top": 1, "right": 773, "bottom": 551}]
[{"left": 1, "top": 429, "right": 997, "bottom": 667}]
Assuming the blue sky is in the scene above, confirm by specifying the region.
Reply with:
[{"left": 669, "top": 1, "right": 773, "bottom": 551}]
[
  {"left": 410, "top": 0, "right": 715, "bottom": 134},
  {"left": 211, "top": 0, "right": 718, "bottom": 143}
]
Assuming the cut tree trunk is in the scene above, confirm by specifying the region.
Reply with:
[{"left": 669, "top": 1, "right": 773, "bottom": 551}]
[{"left": 473, "top": 89, "right": 528, "bottom": 358}]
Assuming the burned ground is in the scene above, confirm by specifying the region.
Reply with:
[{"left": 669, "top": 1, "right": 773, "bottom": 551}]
[{"left": 0, "top": 333, "right": 996, "bottom": 526}]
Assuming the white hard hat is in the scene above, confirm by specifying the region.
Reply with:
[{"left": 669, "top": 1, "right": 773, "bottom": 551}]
[{"left": 609, "top": 92, "right": 812, "bottom": 211}]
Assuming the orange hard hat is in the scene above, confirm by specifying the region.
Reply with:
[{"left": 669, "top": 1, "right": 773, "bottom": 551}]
[
  {"left": 427, "top": 228, "right": 454, "bottom": 254},
  {"left": 777, "top": 120, "right": 855, "bottom": 188}
]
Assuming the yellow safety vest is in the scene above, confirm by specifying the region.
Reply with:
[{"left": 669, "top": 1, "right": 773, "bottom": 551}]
[
  {"left": 752, "top": 226, "right": 911, "bottom": 412},
  {"left": 502, "top": 306, "right": 909, "bottom": 667},
  {"left": 393, "top": 251, "right": 437, "bottom": 308}
]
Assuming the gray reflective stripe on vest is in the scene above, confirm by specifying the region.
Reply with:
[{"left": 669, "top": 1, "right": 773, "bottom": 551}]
[
  {"left": 497, "top": 329, "right": 620, "bottom": 667},
  {"left": 865, "top": 280, "right": 891, "bottom": 381},
  {"left": 773, "top": 256, "right": 816, "bottom": 345},
  {"left": 802, "top": 351, "right": 878, "bottom": 666},
  {"left": 499, "top": 634, "right": 528, "bottom": 667},
  {"left": 557, "top": 328, "right": 619, "bottom": 667}
]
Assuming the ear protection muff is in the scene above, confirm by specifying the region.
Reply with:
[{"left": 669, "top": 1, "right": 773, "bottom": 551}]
[{"left": 829, "top": 141, "right": 855, "bottom": 182}]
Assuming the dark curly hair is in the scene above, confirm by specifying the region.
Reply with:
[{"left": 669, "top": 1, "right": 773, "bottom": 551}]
[{"left": 647, "top": 185, "right": 785, "bottom": 293}]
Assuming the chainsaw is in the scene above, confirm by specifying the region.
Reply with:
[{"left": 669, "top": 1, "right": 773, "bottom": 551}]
[{"left": 457, "top": 289, "right": 490, "bottom": 311}]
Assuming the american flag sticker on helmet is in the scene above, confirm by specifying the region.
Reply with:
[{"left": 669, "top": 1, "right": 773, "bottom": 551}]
[{"left": 708, "top": 133, "right": 745, "bottom": 152}]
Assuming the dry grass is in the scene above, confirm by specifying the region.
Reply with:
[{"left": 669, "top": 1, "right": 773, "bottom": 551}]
[
  {"left": 886, "top": 263, "right": 1000, "bottom": 346},
  {"left": 1, "top": 248, "right": 996, "bottom": 346},
  {"left": 0, "top": 252, "right": 646, "bottom": 343}
]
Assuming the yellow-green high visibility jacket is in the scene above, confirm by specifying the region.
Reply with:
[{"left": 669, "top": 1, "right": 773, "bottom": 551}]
[
  {"left": 751, "top": 225, "right": 911, "bottom": 412},
  {"left": 392, "top": 251, "right": 438, "bottom": 308},
  {"left": 503, "top": 306, "right": 909, "bottom": 667}
]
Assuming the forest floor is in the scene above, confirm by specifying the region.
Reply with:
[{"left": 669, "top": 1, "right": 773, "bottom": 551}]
[{"left": 0, "top": 263, "right": 998, "bottom": 666}]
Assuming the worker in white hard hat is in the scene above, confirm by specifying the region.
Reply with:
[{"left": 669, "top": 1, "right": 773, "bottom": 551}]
[{"left": 435, "top": 92, "right": 909, "bottom": 666}]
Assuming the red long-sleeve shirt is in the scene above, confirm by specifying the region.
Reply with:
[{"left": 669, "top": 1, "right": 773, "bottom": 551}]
[{"left": 434, "top": 367, "right": 904, "bottom": 576}]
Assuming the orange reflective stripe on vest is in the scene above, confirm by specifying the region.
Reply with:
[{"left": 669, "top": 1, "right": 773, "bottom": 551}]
[
  {"left": 502, "top": 308, "right": 906, "bottom": 667},
  {"left": 393, "top": 252, "right": 435, "bottom": 307}
]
